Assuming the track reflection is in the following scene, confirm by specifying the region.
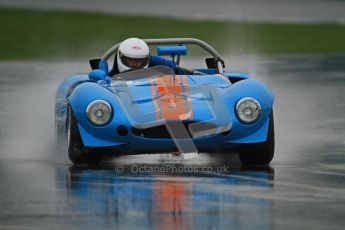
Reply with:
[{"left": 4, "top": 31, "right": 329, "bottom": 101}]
[{"left": 65, "top": 165, "right": 274, "bottom": 230}]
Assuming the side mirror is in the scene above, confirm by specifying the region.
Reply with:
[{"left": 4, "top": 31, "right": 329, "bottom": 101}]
[
  {"left": 157, "top": 46, "right": 187, "bottom": 56},
  {"left": 89, "top": 58, "right": 101, "bottom": 70},
  {"left": 205, "top": 57, "right": 225, "bottom": 69},
  {"left": 89, "top": 69, "right": 107, "bottom": 81},
  {"left": 205, "top": 58, "right": 217, "bottom": 69},
  {"left": 89, "top": 59, "right": 109, "bottom": 73}
]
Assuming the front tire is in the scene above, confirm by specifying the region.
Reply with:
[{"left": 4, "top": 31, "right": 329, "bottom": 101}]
[
  {"left": 238, "top": 111, "right": 275, "bottom": 165},
  {"left": 67, "top": 107, "right": 102, "bottom": 165}
]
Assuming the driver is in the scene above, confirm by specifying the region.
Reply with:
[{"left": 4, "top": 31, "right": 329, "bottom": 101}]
[{"left": 116, "top": 38, "right": 150, "bottom": 73}]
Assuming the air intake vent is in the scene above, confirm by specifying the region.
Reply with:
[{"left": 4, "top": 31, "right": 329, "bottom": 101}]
[{"left": 131, "top": 121, "right": 229, "bottom": 139}]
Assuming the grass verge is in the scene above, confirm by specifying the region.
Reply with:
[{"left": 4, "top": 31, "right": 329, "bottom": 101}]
[{"left": 0, "top": 7, "right": 344, "bottom": 60}]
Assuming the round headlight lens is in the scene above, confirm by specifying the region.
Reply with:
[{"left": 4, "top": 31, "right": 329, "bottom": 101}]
[
  {"left": 236, "top": 97, "right": 261, "bottom": 124},
  {"left": 86, "top": 100, "right": 112, "bottom": 125}
]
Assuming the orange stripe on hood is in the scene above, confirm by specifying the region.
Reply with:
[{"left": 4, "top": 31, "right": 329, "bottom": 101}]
[
  {"left": 149, "top": 79, "right": 160, "bottom": 120},
  {"left": 153, "top": 75, "right": 192, "bottom": 121},
  {"left": 181, "top": 75, "right": 193, "bottom": 120}
]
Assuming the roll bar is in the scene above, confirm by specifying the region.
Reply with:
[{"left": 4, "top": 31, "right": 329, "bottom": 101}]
[{"left": 101, "top": 38, "right": 224, "bottom": 73}]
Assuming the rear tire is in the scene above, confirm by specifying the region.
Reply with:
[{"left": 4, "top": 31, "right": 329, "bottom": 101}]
[
  {"left": 238, "top": 111, "right": 275, "bottom": 166},
  {"left": 67, "top": 107, "right": 102, "bottom": 165}
]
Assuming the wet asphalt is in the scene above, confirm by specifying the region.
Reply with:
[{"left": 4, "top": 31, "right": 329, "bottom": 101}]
[{"left": 0, "top": 55, "right": 345, "bottom": 229}]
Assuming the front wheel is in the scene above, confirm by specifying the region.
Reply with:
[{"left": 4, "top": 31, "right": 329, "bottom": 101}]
[
  {"left": 238, "top": 111, "right": 275, "bottom": 166},
  {"left": 67, "top": 106, "right": 102, "bottom": 165}
]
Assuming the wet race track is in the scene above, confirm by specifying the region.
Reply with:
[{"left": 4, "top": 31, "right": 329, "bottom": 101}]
[{"left": 0, "top": 55, "right": 345, "bottom": 229}]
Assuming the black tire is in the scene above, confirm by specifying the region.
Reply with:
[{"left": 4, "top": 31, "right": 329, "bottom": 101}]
[
  {"left": 67, "top": 107, "right": 102, "bottom": 165},
  {"left": 238, "top": 111, "right": 275, "bottom": 166}
]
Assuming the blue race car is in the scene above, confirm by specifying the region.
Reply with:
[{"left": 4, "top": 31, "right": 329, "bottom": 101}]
[{"left": 55, "top": 38, "right": 274, "bottom": 165}]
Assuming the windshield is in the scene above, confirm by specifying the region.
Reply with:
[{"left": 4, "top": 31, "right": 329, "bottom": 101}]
[{"left": 112, "top": 65, "right": 172, "bottom": 81}]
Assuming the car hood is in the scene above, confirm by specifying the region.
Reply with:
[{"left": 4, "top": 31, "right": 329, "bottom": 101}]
[{"left": 111, "top": 74, "right": 232, "bottom": 129}]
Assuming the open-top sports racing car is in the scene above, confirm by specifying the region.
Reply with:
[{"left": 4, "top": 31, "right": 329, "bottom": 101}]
[{"left": 55, "top": 38, "right": 274, "bottom": 165}]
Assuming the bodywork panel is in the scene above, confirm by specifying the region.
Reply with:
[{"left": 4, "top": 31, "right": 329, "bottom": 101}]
[{"left": 56, "top": 66, "right": 274, "bottom": 154}]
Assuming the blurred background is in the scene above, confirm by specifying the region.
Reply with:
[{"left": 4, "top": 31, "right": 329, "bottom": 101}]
[
  {"left": 0, "top": 0, "right": 344, "bottom": 59},
  {"left": 0, "top": 1, "right": 344, "bottom": 230}
]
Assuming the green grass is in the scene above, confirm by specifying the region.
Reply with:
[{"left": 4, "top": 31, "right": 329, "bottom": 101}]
[{"left": 0, "top": 7, "right": 345, "bottom": 60}]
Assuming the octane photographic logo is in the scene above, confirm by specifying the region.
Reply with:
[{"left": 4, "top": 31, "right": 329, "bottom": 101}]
[
  {"left": 113, "top": 164, "right": 230, "bottom": 174},
  {"left": 131, "top": 164, "right": 230, "bottom": 174},
  {"left": 111, "top": 67, "right": 232, "bottom": 157}
]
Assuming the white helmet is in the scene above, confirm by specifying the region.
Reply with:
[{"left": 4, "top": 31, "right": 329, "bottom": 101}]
[{"left": 117, "top": 38, "right": 150, "bottom": 73}]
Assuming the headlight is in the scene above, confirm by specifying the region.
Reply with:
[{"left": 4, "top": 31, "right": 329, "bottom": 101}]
[
  {"left": 86, "top": 100, "right": 112, "bottom": 125},
  {"left": 236, "top": 97, "right": 261, "bottom": 124}
]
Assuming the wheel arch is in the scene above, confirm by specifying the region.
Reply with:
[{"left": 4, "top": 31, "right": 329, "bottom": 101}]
[{"left": 223, "top": 79, "right": 274, "bottom": 144}]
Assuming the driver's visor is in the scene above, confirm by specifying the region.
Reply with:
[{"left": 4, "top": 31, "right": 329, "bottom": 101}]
[{"left": 120, "top": 53, "right": 149, "bottom": 69}]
